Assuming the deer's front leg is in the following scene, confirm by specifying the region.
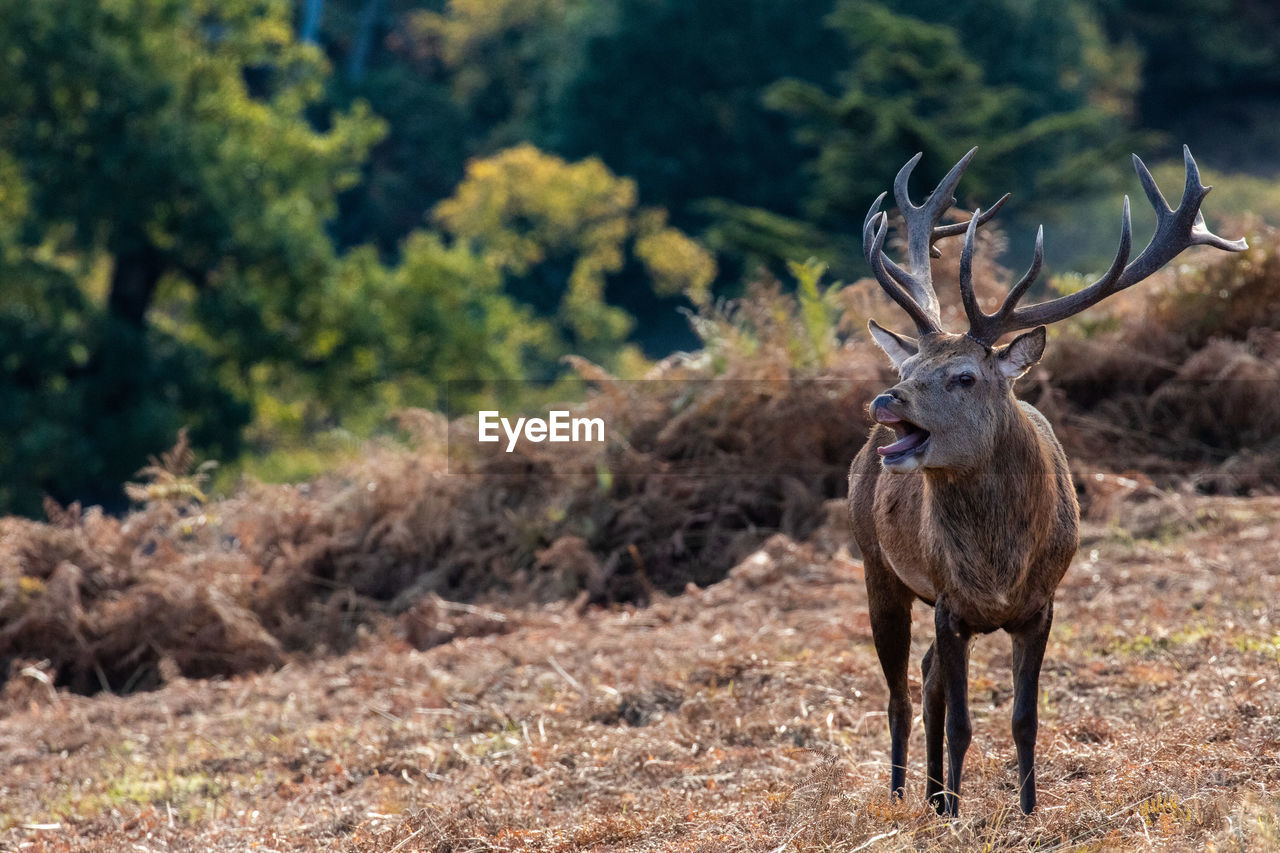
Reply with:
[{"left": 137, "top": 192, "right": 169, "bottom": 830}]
[
  {"left": 864, "top": 554, "right": 916, "bottom": 798},
  {"left": 1010, "top": 604, "right": 1053, "bottom": 814},
  {"left": 933, "top": 601, "right": 973, "bottom": 817}
]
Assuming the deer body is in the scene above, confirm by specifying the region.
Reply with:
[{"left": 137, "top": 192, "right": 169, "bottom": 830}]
[
  {"left": 853, "top": 400, "right": 1076, "bottom": 629},
  {"left": 849, "top": 147, "right": 1245, "bottom": 816}
]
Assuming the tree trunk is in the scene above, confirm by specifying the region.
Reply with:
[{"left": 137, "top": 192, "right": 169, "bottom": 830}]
[
  {"left": 107, "top": 246, "right": 165, "bottom": 328},
  {"left": 347, "top": 0, "right": 384, "bottom": 83},
  {"left": 300, "top": 0, "right": 325, "bottom": 44}
]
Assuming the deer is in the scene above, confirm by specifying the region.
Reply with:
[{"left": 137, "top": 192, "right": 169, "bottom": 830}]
[{"left": 847, "top": 146, "right": 1246, "bottom": 817}]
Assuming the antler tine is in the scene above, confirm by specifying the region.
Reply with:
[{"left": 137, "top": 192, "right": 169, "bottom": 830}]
[
  {"left": 1002, "top": 224, "right": 1046, "bottom": 317},
  {"left": 864, "top": 190, "right": 934, "bottom": 300},
  {"left": 885, "top": 147, "right": 979, "bottom": 322},
  {"left": 1132, "top": 151, "right": 1174, "bottom": 217},
  {"left": 865, "top": 210, "right": 941, "bottom": 338},
  {"left": 1181, "top": 145, "right": 1249, "bottom": 253},
  {"left": 862, "top": 191, "right": 888, "bottom": 263},
  {"left": 892, "top": 152, "right": 925, "bottom": 216},
  {"left": 915, "top": 146, "right": 978, "bottom": 222},
  {"left": 929, "top": 193, "right": 1010, "bottom": 257},
  {"left": 962, "top": 212, "right": 1048, "bottom": 345},
  {"left": 976, "top": 146, "right": 1247, "bottom": 342},
  {"left": 957, "top": 207, "right": 983, "bottom": 327}
]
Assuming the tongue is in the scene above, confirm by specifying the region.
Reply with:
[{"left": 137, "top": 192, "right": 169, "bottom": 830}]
[{"left": 877, "top": 429, "right": 927, "bottom": 457}]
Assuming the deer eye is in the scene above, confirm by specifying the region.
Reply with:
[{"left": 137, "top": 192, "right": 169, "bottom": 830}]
[{"left": 953, "top": 372, "right": 976, "bottom": 389}]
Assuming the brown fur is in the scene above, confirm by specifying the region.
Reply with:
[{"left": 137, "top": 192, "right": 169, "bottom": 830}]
[
  {"left": 848, "top": 328, "right": 1080, "bottom": 815},
  {"left": 850, "top": 400, "right": 1077, "bottom": 632},
  {"left": 850, "top": 145, "right": 1243, "bottom": 816}
]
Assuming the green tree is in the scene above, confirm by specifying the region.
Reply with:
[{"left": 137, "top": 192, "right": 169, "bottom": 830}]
[
  {"left": 1096, "top": 0, "right": 1280, "bottom": 119},
  {"left": 892, "top": 0, "right": 1141, "bottom": 117},
  {"left": 0, "top": 251, "right": 248, "bottom": 516},
  {"left": 0, "top": 0, "right": 383, "bottom": 329},
  {"left": 298, "top": 0, "right": 473, "bottom": 254},
  {"left": 554, "top": 0, "right": 844, "bottom": 220},
  {"left": 407, "top": 0, "right": 610, "bottom": 150},
  {"left": 433, "top": 144, "right": 715, "bottom": 370},
  {"left": 234, "top": 232, "right": 554, "bottom": 442},
  {"left": 1095, "top": 0, "right": 1280, "bottom": 171},
  {"left": 0, "top": 0, "right": 382, "bottom": 512},
  {"left": 766, "top": 0, "right": 1139, "bottom": 234}
]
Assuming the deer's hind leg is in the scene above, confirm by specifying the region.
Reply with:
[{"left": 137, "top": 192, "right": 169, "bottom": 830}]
[
  {"left": 921, "top": 641, "right": 945, "bottom": 807},
  {"left": 933, "top": 600, "right": 973, "bottom": 817},
  {"left": 864, "top": 551, "right": 917, "bottom": 799}
]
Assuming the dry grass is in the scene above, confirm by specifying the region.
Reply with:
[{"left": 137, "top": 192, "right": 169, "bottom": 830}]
[
  {"left": 0, "top": 224, "right": 1278, "bottom": 848},
  {"left": 0, "top": 495, "right": 1278, "bottom": 850},
  {"left": 1039, "top": 223, "right": 1280, "bottom": 492},
  {"left": 0, "top": 276, "right": 896, "bottom": 694},
  {"left": 1, "top": 233, "right": 1277, "bottom": 696}
]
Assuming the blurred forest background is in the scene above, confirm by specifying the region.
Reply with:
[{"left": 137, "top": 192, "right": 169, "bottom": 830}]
[{"left": 2, "top": 0, "right": 1280, "bottom": 516}]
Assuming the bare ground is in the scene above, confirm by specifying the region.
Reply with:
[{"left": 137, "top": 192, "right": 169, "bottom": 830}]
[{"left": 1, "top": 493, "right": 1278, "bottom": 852}]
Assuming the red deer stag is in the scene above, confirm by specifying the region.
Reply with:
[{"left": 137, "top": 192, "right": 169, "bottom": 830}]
[{"left": 848, "top": 146, "right": 1246, "bottom": 816}]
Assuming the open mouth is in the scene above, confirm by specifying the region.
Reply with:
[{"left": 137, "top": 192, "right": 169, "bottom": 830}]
[{"left": 876, "top": 418, "right": 931, "bottom": 465}]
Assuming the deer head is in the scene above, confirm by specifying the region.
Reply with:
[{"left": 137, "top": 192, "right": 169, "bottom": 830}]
[
  {"left": 863, "top": 146, "right": 1247, "bottom": 474},
  {"left": 866, "top": 323, "right": 1046, "bottom": 473}
]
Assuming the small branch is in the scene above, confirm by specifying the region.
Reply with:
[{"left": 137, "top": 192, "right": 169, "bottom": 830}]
[
  {"left": 389, "top": 827, "right": 424, "bottom": 852},
  {"left": 548, "top": 656, "right": 585, "bottom": 695},
  {"left": 849, "top": 829, "right": 901, "bottom": 852}
]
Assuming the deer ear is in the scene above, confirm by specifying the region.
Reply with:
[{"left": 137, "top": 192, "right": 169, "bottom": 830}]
[
  {"left": 997, "top": 326, "right": 1046, "bottom": 379},
  {"left": 868, "top": 320, "right": 918, "bottom": 369}
]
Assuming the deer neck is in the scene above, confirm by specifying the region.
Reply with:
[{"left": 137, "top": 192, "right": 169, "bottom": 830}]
[{"left": 919, "top": 400, "right": 1052, "bottom": 584}]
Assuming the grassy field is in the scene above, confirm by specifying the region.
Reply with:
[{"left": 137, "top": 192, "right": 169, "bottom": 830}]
[{"left": 1, "top": 489, "right": 1277, "bottom": 851}]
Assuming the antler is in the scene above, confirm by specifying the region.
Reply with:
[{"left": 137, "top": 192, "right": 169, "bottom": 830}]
[
  {"left": 961, "top": 145, "right": 1248, "bottom": 345},
  {"left": 862, "top": 147, "right": 1010, "bottom": 338}
]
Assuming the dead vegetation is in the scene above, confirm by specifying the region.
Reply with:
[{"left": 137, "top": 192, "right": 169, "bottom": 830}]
[
  {"left": 1038, "top": 222, "right": 1280, "bottom": 492},
  {"left": 0, "top": 495, "right": 1278, "bottom": 850},
  {"left": 1, "top": 228, "right": 1278, "bottom": 698},
  {"left": 0, "top": 223, "right": 1276, "bottom": 847},
  {"left": 0, "top": 276, "right": 897, "bottom": 695}
]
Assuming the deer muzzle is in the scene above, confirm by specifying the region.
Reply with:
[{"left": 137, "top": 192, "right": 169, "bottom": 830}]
[{"left": 871, "top": 394, "right": 931, "bottom": 465}]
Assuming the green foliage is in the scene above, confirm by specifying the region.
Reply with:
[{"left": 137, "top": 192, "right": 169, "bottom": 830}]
[
  {"left": 767, "top": 1, "right": 1013, "bottom": 220},
  {"left": 766, "top": 0, "right": 1140, "bottom": 240},
  {"left": 315, "top": 1, "right": 472, "bottom": 253},
  {"left": 792, "top": 259, "right": 847, "bottom": 370},
  {"left": 553, "top": 0, "right": 843, "bottom": 218},
  {"left": 124, "top": 428, "right": 218, "bottom": 506},
  {"left": 892, "top": 0, "right": 1141, "bottom": 116},
  {"left": 308, "top": 0, "right": 607, "bottom": 255},
  {"left": 687, "top": 260, "right": 852, "bottom": 376},
  {"left": 433, "top": 144, "right": 714, "bottom": 371},
  {"left": 695, "top": 199, "right": 836, "bottom": 287},
  {"left": 408, "top": 0, "right": 611, "bottom": 149},
  {"left": 0, "top": 0, "right": 383, "bottom": 309},
  {"left": 0, "top": 257, "right": 247, "bottom": 515},
  {"left": 201, "top": 230, "right": 556, "bottom": 459},
  {"left": 1098, "top": 0, "right": 1280, "bottom": 123},
  {"left": 0, "top": 150, "right": 29, "bottom": 244},
  {"left": 328, "top": 63, "right": 469, "bottom": 254},
  {"left": 0, "top": 0, "right": 384, "bottom": 512}
]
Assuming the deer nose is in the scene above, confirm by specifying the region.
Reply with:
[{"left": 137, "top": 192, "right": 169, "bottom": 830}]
[{"left": 870, "top": 392, "right": 904, "bottom": 423}]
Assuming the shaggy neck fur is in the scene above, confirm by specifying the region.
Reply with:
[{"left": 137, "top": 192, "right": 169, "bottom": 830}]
[{"left": 920, "top": 396, "right": 1055, "bottom": 626}]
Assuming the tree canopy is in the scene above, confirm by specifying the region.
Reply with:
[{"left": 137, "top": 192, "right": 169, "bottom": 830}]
[
  {"left": 434, "top": 144, "right": 714, "bottom": 366},
  {"left": 766, "top": 0, "right": 1141, "bottom": 244},
  {"left": 0, "top": 0, "right": 1275, "bottom": 514}
]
